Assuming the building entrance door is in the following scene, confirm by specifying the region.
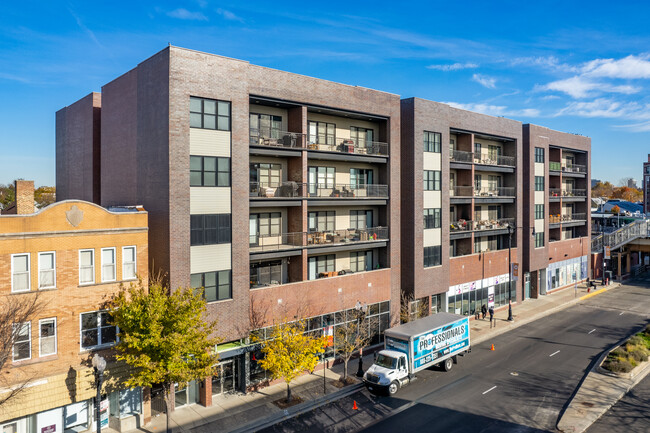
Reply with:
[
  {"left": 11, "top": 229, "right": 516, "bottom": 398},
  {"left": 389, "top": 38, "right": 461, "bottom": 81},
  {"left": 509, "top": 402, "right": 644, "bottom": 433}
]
[
  {"left": 524, "top": 272, "right": 531, "bottom": 299},
  {"left": 212, "top": 360, "right": 237, "bottom": 397}
]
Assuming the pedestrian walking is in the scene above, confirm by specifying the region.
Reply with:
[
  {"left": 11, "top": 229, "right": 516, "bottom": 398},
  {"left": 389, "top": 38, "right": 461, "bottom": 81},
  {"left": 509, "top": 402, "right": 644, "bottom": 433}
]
[
  {"left": 489, "top": 306, "right": 495, "bottom": 328},
  {"left": 481, "top": 304, "right": 487, "bottom": 320}
]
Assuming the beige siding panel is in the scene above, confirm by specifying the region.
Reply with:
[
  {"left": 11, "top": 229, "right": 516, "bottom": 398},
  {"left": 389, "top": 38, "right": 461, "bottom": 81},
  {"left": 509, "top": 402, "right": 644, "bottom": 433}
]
[
  {"left": 336, "top": 253, "right": 351, "bottom": 271},
  {"left": 423, "top": 191, "right": 441, "bottom": 209},
  {"left": 535, "top": 219, "right": 545, "bottom": 233},
  {"left": 190, "top": 244, "right": 231, "bottom": 274},
  {"left": 423, "top": 152, "right": 441, "bottom": 171},
  {"left": 423, "top": 228, "right": 441, "bottom": 247},
  {"left": 190, "top": 129, "right": 231, "bottom": 157},
  {"left": 190, "top": 188, "right": 231, "bottom": 214},
  {"left": 534, "top": 162, "right": 545, "bottom": 176},
  {"left": 535, "top": 191, "right": 545, "bottom": 204}
]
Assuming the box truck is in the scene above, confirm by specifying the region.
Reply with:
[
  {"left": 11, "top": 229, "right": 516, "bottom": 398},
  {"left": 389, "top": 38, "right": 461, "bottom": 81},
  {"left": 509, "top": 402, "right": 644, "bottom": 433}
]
[{"left": 363, "top": 312, "right": 470, "bottom": 395}]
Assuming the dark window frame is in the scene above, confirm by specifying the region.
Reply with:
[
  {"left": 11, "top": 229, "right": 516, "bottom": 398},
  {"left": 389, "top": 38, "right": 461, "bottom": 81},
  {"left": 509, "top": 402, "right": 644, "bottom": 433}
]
[
  {"left": 423, "top": 131, "right": 441, "bottom": 153},
  {"left": 191, "top": 214, "right": 232, "bottom": 246},
  {"left": 424, "top": 170, "right": 441, "bottom": 191},
  {"left": 535, "top": 232, "right": 544, "bottom": 248},
  {"left": 190, "top": 96, "right": 231, "bottom": 131},
  {"left": 535, "top": 204, "right": 544, "bottom": 220},
  {"left": 424, "top": 245, "right": 442, "bottom": 267},
  {"left": 423, "top": 208, "right": 441, "bottom": 229},
  {"left": 534, "top": 147, "right": 545, "bottom": 163},
  {"left": 535, "top": 176, "right": 545, "bottom": 191},
  {"left": 190, "top": 156, "right": 231, "bottom": 187},
  {"left": 191, "top": 270, "right": 232, "bottom": 302}
]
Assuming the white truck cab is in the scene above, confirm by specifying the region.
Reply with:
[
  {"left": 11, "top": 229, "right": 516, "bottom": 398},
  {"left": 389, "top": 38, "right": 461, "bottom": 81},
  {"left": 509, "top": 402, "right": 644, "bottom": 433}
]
[{"left": 363, "top": 349, "right": 410, "bottom": 394}]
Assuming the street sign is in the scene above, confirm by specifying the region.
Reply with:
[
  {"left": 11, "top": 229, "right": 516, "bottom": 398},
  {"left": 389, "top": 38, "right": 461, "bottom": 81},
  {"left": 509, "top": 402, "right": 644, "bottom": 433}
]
[{"left": 604, "top": 246, "right": 611, "bottom": 260}]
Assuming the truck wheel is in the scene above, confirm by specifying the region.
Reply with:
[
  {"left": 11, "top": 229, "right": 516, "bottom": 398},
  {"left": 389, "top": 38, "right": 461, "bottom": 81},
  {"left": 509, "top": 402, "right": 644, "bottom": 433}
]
[
  {"left": 444, "top": 357, "right": 453, "bottom": 372},
  {"left": 388, "top": 381, "right": 400, "bottom": 395}
]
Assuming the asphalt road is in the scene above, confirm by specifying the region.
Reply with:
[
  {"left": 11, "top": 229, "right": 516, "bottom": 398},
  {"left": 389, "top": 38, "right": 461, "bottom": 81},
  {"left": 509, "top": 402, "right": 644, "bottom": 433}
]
[
  {"left": 586, "top": 362, "right": 650, "bottom": 433},
  {"left": 260, "top": 279, "right": 650, "bottom": 433}
]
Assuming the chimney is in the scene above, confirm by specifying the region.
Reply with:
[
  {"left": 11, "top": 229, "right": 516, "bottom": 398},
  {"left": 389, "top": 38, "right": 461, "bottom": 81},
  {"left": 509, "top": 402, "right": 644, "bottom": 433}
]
[{"left": 14, "top": 180, "right": 35, "bottom": 214}]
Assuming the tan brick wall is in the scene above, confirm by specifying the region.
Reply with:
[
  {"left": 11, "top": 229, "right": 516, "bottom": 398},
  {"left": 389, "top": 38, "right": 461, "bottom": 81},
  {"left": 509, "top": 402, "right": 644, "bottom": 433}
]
[{"left": 0, "top": 201, "right": 148, "bottom": 422}]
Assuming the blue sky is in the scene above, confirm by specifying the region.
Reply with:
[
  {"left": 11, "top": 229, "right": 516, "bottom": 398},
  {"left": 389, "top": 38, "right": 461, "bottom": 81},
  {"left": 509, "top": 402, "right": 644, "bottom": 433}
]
[{"left": 1, "top": 1, "right": 649, "bottom": 187}]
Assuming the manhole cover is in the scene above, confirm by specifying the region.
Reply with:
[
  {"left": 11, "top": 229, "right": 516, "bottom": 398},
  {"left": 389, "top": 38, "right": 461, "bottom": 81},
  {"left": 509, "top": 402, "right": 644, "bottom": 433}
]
[
  {"left": 510, "top": 372, "right": 519, "bottom": 376},
  {"left": 581, "top": 402, "right": 594, "bottom": 408}
]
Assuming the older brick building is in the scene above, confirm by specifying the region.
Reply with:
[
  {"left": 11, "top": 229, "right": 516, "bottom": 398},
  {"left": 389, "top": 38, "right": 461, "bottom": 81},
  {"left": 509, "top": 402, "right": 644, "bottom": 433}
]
[{"left": 0, "top": 181, "right": 148, "bottom": 432}]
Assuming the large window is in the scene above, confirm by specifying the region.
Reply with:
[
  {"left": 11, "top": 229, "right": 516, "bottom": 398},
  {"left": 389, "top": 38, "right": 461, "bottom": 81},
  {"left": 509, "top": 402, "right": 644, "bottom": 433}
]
[
  {"left": 350, "top": 169, "right": 373, "bottom": 189},
  {"left": 308, "top": 121, "right": 335, "bottom": 146},
  {"left": 38, "top": 252, "right": 56, "bottom": 289},
  {"left": 535, "top": 147, "right": 545, "bottom": 163},
  {"left": 251, "top": 163, "right": 281, "bottom": 188},
  {"left": 257, "top": 212, "right": 281, "bottom": 237},
  {"left": 190, "top": 214, "right": 232, "bottom": 246},
  {"left": 424, "top": 208, "right": 441, "bottom": 229},
  {"left": 308, "top": 255, "right": 335, "bottom": 280},
  {"left": 423, "top": 131, "right": 441, "bottom": 153},
  {"left": 424, "top": 246, "right": 441, "bottom": 267},
  {"left": 350, "top": 251, "right": 373, "bottom": 272},
  {"left": 190, "top": 97, "right": 230, "bottom": 131},
  {"left": 190, "top": 156, "right": 230, "bottom": 187},
  {"left": 250, "top": 113, "right": 282, "bottom": 139},
  {"left": 13, "top": 322, "right": 31, "bottom": 361},
  {"left": 12, "top": 253, "right": 30, "bottom": 293},
  {"left": 350, "top": 126, "right": 374, "bottom": 149},
  {"left": 308, "top": 211, "right": 335, "bottom": 232},
  {"left": 79, "top": 249, "right": 95, "bottom": 285},
  {"left": 39, "top": 318, "right": 57, "bottom": 356},
  {"left": 535, "top": 204, "right": 545, "bottom": 220},
  {"left": 80, "top": 311, "right": 116, "bottom": 350},
  {"left": 350, "top": 210, "right": 372, "bottom": 229},
  {"left": 101, "top": 248, "right": 116, "bottom": 283},
  {"left": 535, "top": 176, "right": 545, "bottom": 191},
  {"left": 424, "top": 170, "right": 441, "bottom": 191},
  {"left": 250, "top": 261, "right": 283, "bottom": 287},
  {"left": 122, "top": 246, "right": 137, "bottom": 280},
  {"left": 535, "top": 232, "right": 544, "bottom": 248},
  {"left": 191, "top": 270, "right": 232, "bottom": 302}
]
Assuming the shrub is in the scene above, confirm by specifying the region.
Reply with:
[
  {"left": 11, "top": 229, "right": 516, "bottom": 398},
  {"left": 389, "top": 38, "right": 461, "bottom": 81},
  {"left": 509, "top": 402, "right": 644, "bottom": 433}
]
[
  {"left": 628, "top": 348, "right": 648, "bottom": 363},
  {"left": 604, "top": 359, "right": 634, "bottom": 373},
  {"left": 610, "top": 347, "right": 626, "bottom": 358},
  {"left": 627, "top": 335, "right": 644, "bottom": 346}
]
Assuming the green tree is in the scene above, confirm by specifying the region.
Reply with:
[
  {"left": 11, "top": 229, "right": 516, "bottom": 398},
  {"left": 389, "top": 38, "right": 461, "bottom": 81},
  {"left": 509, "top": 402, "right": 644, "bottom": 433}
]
[
  {"left": 109, "top": 280, "right": 219, "bottom": 431},
  {"left": 259, "top": 320, "right": 325, "bottom": 403},
  {"left": 0, "top": 183, "right": 15, "bottom": 211},
  {"left": 34, "top": 186, "right": 55, "bottom": 209}
]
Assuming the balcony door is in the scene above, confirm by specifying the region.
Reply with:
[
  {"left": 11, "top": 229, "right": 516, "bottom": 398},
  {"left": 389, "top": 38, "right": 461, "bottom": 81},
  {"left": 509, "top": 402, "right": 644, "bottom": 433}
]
[
  {"left": 308, "top": 166, "right": 335, "bottom": 196},
  {"left": 249, "top": 214, "right": 258, "bottom": 246}
]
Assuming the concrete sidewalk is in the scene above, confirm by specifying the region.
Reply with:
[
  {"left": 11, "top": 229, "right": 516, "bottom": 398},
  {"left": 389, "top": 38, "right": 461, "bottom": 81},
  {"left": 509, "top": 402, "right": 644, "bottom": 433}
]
[{"left": 117, "top": 280, "right": 620, "bottom": 433}]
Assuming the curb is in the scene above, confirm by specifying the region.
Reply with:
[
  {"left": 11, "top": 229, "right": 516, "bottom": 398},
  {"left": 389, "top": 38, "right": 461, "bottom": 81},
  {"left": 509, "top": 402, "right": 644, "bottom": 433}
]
[
  {"left": 556, "top": 323, "right": 650, "bottom": 433},
  {"left": 230, "top": 383, "right": 364, "bottom": 433}
]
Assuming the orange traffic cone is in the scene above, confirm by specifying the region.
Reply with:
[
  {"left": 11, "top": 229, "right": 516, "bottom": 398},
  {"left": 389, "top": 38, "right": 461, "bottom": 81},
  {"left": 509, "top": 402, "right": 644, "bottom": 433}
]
[
  {"left": 353, "top": 400, "right": 358, "bottom": 410},
  {"left": 490, "top": 344, "right": 495, "bottom": 351}
]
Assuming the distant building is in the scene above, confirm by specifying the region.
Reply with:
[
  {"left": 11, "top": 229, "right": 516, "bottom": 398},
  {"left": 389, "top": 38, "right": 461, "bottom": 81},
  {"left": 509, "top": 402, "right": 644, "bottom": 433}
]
[
  {"left": 591, "top": 179, "right": 601, "bottom": 188},
  {"left": 627, "top": 178, "right": 638, "bottom": 189},
  {"left": 644, "top": 155, "right": 650, "bottom": 214}
]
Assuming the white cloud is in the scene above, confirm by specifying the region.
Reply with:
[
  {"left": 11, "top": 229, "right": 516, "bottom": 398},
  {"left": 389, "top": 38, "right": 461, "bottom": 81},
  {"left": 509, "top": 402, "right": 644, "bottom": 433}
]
[
  {"left": 427, "top": 62, "right": 478, "bottom": 71},
  {"left": 509, "top": 56, "right": 577, "bottom": 73},
  {"left": 582, "top": 54, "right": 650, "bottom": 79},
  {"left": 614, "top": 120, "right": 650, "bottom": 132},
  {"left": 167, "top": 8, "right": 208, "bottom": 21},
  {"left": 472, "top": 74, "right": 496, "bottom": 89},
  {"left": 217, "top": 8, "right": 244, "bottom": 22},
  {"left": 445, "top": 102, "right": 540, "bottom": 118},
  {"left": 555, "top": 98, "right": 650, "bottom": 119},
  {"left": 541, "top": 76, "right": 640, "bottom": 98}
]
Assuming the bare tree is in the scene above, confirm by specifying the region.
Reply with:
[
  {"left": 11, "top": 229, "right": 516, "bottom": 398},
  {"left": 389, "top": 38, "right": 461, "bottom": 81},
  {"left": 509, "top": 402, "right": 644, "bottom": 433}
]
[
  {"left": 334, "top": 315, "right": 372, "bottom": 381},
  {"left": 0, "top": 293, "right": 42, "bottom": 408},
  {"left": 400, "top": 292, "right": 429, "bottom": 324}
]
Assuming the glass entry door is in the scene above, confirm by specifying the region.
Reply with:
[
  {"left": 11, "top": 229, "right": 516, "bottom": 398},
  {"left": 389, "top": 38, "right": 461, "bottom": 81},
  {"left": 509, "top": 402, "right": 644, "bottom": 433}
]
[{"left": 212, "top": 360, "right": 237, "bottom": 396}]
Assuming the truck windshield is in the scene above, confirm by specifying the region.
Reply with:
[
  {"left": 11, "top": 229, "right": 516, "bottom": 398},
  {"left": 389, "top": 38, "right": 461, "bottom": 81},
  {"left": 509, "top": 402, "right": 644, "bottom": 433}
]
[{"left": 375, "top": 354, "right": 397, "bottom": 369}]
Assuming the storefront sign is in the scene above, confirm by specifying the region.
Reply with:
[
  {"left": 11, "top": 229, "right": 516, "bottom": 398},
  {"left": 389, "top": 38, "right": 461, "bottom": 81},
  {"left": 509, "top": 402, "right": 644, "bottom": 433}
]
[
  {"left": 100, "top": 399, "right": 109, "bottom": 428},
  {"left": 41, "top": 425, "right": 56, "bottom": 433},
  {"left": 487, "top": 287, "right": 495, "bottom": 308},
  {"left": 512, "top": 263, "right": 519, "bottom": 281},
  {"left": 604, "top": 246, "right": 611, "bottom": 260},
  {"left": 323, "top": 326, "right": 334, "bottom": 347}
]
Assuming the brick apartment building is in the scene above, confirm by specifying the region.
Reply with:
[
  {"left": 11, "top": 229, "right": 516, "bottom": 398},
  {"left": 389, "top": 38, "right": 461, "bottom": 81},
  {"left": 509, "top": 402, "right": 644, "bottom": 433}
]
[
  {"left": 57, "top": 46, "right": 399, "bottom": 405},
  {"left": 55, "top": 46, "right": 590, "bottom": 409},
  {"left": 0, "top": 181, "right": 148, "bottom": 432}
]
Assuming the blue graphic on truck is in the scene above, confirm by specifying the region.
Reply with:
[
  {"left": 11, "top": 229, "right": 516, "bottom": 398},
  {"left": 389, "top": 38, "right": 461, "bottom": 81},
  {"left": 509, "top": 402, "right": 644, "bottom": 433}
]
[{"left": 412, "top": 319, "right": 469, "bottom": 369}]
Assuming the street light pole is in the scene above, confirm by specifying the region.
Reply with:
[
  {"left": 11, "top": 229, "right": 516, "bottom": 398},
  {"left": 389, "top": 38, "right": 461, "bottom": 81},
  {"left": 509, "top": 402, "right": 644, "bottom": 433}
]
[
  {"left": 507, "top": 224, "right": 514, "bottom": 321},
  {"left": 92, "top": 354, "right": 107, "bottom": 433},
  {"left": 355, "top": 301, "right": 367, "bottom": 377}
]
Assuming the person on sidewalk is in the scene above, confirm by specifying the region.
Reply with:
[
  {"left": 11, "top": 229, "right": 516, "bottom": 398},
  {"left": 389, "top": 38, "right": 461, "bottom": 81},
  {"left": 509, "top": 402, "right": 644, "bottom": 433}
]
[
  {"left": 489, "top": 306, "right": 495, "bottom": 328},
  {"left": 481, "top": 304, "right": 487, "bottom": 320}
]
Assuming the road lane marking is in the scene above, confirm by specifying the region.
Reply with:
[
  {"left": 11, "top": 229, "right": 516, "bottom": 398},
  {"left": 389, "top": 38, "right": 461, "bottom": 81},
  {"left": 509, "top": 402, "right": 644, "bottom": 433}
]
[
  {"left": 619, "top": 312, "right": 624, "bottom": 316},
  {"left": 550, "top": 350, "right": 561, "bottom": 357},
  {"left": 588, "top": 329, "right": 596, "bottom": 334},
  {"left": 482, "top": 386, "right": 497, "bottom": 395}
]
